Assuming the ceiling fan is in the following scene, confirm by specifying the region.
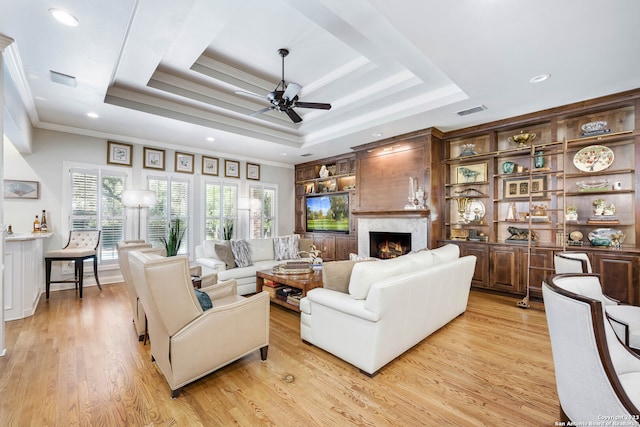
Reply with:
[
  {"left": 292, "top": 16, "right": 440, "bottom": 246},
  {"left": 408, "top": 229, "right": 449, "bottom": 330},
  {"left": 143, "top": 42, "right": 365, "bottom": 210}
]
[{"left": 236, "top": 48, "right": 332, "bottom": 123}]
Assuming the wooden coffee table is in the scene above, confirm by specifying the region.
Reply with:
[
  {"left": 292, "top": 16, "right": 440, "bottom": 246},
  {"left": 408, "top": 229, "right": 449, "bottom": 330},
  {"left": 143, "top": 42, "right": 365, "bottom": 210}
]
[{"left": 256, "top": 269, "right": 323, "bottom": 312}]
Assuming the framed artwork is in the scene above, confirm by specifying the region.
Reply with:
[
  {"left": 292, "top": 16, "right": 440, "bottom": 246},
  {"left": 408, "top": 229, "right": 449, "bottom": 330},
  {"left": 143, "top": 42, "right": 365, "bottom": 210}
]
[
  {"left": 503, "top": 176, "right": 546, "bottom": 199},
  {"left": 4, "top": 180, "right": 39, "bottom": 199},
  {"left": 202, "top": 156, "right": 219, "bottom": 176},
  {"left": 143, "top": 147, "right": 165, "bottom": 170},
  {"left": 175, "top": 152, "right": 194, "bottom": 174},
  {"left": 247, "top": 162, "right": 260, "bottom": 180},
  {"left": 225, "top": 159, "right": 240, "bottom": 178},
  {"left": 455, "top": 163, "right": 488, "bottom": 184},
  {"left": 107, "top": 141, "right": 133, "bottom": 166}
]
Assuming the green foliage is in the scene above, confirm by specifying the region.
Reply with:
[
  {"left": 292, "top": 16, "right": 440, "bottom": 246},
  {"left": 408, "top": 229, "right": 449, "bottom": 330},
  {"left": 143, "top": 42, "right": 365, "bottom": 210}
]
[
  {"left": 161, "top": 218, "right": 185, "bottom": 257},
  {"left": 223, "top": 219, "right": 234, "bottom": 240}
]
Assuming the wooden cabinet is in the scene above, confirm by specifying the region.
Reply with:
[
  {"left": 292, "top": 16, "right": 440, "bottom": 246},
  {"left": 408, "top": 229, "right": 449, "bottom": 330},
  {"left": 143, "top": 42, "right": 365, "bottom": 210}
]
[
  {"left": 441, "top": 93, "right": 640, "bottom": 302},
  {"left": 592, "top": 252, "right": 639, "bottom": 305},
  {"left": 458, "top": 242, "right": 489, "bottom": 288},
  {"left": 295, "top": 154, "right": 357, "bottom": 260},
  {"left": 490, "top": 246, "right": 522, "bottom": 294}
]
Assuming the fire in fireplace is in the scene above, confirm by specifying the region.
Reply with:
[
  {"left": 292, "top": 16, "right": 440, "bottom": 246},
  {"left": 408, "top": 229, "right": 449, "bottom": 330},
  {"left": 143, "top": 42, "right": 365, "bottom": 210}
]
[{"left": 369, "top": 232, "right": 411, "bottom": 259}]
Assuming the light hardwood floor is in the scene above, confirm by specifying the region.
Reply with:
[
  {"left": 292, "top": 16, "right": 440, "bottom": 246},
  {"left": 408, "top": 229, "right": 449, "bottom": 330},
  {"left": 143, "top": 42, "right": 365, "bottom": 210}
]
[{"left": 0, "top": 283, "right": 559, "bottom": 426}]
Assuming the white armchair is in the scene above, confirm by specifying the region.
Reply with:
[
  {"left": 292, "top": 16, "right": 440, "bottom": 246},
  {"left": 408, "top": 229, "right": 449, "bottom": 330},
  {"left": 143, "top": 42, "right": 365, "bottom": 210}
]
[
  {"left": 543, "top": 275, "right": 640, "bottom": 423},
  {"left": 129, "top": 251, "right": 270, "bottom": 397},
  {"left": 554, "top": 252, "right": 593, "bottom": 274}
]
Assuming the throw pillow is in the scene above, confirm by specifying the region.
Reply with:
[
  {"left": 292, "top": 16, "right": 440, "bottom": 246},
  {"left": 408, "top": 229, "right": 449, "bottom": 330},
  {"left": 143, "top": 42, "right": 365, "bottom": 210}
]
[
  {"left": 194, "top": 289, "right": 213, "bottom": 311},
  {"left": 214, "top": 243, "right": 235, "bottom": 269},
  {"left": 230, "top": 239, "right": 252, "bottom": 268},
  {"left": 273, "top": 235, "right": 300, "bottom": 260},
  {"left": 322, "top": 260, "right": 358, "bottom": 293}
]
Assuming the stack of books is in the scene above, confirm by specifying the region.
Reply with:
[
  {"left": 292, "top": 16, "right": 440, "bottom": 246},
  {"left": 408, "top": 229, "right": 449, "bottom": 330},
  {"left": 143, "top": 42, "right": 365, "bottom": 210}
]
[
  {"left": 286, "top": 292, "right": 303, "bottom": 307},
  {"left": 262, "top": 280, "right": 284, "bottom": 298},
  {"left": 276, "top": 286, "right": 301, "bottom": 302}
]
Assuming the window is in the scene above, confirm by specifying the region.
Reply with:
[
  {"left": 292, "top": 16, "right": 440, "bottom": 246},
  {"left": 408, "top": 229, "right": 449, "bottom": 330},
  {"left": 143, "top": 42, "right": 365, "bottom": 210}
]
[
  {"left": 203, "top": 180, "right": 238, "bottom": 240},
  {"left": 249, "top": 184, "right": 277, "bottom": 238},
  {"left": 69, "top": 167, "right": 127, "bottom": 263},
  {"left": 147, "top": 175, "right": 191, "bottom": 255}
]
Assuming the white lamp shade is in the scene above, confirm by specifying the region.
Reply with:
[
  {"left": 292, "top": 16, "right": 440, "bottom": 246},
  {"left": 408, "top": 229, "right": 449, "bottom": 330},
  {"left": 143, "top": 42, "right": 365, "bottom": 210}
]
[{"left": 122, "top": 190, "right": 157, "bottom": 207}]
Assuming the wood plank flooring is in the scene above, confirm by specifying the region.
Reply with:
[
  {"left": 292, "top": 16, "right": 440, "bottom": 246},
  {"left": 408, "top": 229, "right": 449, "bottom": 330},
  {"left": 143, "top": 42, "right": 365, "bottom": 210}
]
[{"left": 0, "top": 283, "right": 559, "bottom": 426}]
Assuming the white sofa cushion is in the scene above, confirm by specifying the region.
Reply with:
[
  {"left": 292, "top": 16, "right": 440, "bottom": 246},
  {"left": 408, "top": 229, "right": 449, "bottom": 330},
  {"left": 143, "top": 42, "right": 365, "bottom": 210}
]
[
  {"left": 348, "top": 256, "right": 414, "bottom": 300},
  {"left": 248, "top": 238, "right": 275, "bottom": 262},
  {"left": 203, "top": 239, "right": 223, "bottom": 259},
  {"left": 431, "top": 244, "right": 460, "bottom": 263}
]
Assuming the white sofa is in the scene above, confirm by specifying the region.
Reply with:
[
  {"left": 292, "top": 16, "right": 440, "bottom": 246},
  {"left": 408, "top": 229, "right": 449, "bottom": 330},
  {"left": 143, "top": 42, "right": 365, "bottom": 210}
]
[
  {"left": 300, "top": 244, "right": 477, "bottom": 375},
  {"left": 195, "top": 237, "right": 311, "bottom": 295}
]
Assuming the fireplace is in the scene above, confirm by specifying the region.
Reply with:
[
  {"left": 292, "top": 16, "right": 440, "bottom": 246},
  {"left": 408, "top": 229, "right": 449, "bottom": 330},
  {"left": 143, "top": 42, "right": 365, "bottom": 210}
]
[{"left": 369, "top": 232, "right": 411, "bottom": 259}]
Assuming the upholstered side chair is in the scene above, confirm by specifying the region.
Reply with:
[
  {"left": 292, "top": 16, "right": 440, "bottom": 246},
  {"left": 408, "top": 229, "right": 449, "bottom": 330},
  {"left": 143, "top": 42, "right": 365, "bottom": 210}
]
[
  {"left": 128, "top": 250, "right": 270, "bottom": 398},
  {"left": 554, "top": 252, "right": 592, "bottom": 274},
  {"left": 45, "top": 230, "right": 101, "bottom": 299},
  {"left": 543, "top": 275, "right": 640, "bottom": 423}
]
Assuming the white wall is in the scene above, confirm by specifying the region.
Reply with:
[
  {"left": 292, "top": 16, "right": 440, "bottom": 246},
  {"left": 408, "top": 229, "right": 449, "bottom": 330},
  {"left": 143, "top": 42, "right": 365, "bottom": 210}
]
[{"left": 3, "top": 128, "right": 296, "bottom": 255}]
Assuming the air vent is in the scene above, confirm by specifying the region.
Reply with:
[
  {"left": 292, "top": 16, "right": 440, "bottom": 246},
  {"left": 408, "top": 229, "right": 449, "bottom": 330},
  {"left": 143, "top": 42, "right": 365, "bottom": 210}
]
[
  {"left": 50, "top": 70, "right": 77, "bottom": 87},
  {"left": 456, "top": 105, "right": 487, "bottom": 116},
  {"left": 300, "top": 153, "right": 313, "bottom": 157}
]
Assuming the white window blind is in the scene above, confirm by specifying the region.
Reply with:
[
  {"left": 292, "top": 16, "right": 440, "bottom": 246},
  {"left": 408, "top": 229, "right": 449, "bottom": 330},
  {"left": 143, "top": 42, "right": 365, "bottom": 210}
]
[
  {"left": 69, "top": 167, "right": 126, "bottom": 262},
  {"left": 204, "top": 180, "right": 238, "bottom": 240},
  {"left": 249, "top": 184, "right": 277, "bottom": 238},
  {"left": 147, "top": 175, "right": 190, "bottom": 255}
]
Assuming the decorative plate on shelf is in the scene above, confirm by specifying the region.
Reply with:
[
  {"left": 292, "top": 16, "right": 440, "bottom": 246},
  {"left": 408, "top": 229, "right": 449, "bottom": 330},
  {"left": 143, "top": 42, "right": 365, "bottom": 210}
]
[
  {"left": 569, "top": 231, "right": 583, "bottom": 242},
  {"left": 463, "top": 200, "right": 485, "bottom": 222},
  {"left": 587, "top": 228, "right": 622, "bottom": 247},
  {"left": 573, "top": 145, "right": 614, "bottom": 172}
]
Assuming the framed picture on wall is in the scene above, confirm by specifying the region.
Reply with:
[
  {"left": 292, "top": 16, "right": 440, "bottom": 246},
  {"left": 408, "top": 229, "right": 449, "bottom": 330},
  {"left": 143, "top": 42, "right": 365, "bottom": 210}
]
[
  {"left": 503, "top": 176, "right": 546, "bottom": 199},
  {"left": 455, "top": 163, "right": 488, "bottom": 184},
  {"left": 4, "top": 180, "right": 39, "bottom": 199},
  {"left": 175, "top": 152, "right": 194, "bottom": 174},
  {"left": 225, "top": 159, "right": 240, "bottom": 178},
  {"left": 107, "top": 141, "right": 133, "bottom": 167},
  {"left": 247, "top": 163, "right": 260, "bottom": 180},
  {"left": 202, "top": 156, "right": 219, "bottom": 176},
  {"left": 143, "top": 147, "right": 165, "bottom": 170}
]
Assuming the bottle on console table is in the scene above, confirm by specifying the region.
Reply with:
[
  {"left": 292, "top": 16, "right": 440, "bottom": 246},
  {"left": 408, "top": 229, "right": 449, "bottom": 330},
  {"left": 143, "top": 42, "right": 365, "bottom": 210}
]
[
  {"left": 40, "top": 210, "right": 48, "bottom": 232},
  {"left": 33, "top": 215, "right": 40, "bottom": 233}
]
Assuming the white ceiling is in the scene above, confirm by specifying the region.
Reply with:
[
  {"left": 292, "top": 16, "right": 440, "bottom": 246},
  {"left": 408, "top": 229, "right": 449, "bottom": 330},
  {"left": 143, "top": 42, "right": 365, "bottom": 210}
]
[{"left": 2, "top": 0, "right": 640, "bottom": 166}]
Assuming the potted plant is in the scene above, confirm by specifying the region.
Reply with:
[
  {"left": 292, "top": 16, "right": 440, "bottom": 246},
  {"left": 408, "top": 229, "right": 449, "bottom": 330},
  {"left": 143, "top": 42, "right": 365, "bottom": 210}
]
[
  {"left": 223, "top": 219, "right": 234, "bottom": 240},
  {"left": 161, "top": 218, "right": 186, "bottom": 256}
]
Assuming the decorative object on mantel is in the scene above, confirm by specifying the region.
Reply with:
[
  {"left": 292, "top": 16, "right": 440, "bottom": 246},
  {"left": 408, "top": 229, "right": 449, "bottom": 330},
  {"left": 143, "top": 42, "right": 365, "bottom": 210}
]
[
  {"left": 588, "top": 228, "right": 623, "bottom": 247},
  {"left": 573, "top": 145, "right": 614, "bottom": 172},
  {"left": 502, "top": 161, "right": 515, "bottom": 174},
  {"left": 319, "top": 165, "right": 329, "bottom": 178},
  {"left": 568, "top": 230, "right": 584, "bottom": 246},
  {"left": 404, "top": 177, "right": 428, "bottom": 210},
  {"left": 458, "top": 143, "right": 478, "bottom": 157},
  {"left": 507, "top": 130, "right": 536, "bottom": 148},
  {"left": 580, "top": 120, "right": 610, "bottom": 137}
]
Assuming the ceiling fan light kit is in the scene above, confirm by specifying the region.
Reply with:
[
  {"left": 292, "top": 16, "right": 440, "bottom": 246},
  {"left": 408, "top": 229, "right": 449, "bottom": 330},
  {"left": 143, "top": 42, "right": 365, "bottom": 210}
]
[{"left": 244, "top": 48, "right": 332, "bottom": 123}]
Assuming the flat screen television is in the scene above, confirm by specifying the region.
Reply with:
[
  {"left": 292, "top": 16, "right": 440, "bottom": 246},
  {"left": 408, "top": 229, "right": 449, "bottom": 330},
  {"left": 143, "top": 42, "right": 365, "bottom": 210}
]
[{"left": 306, "top": 192, "right": 350, "bottom": 233}]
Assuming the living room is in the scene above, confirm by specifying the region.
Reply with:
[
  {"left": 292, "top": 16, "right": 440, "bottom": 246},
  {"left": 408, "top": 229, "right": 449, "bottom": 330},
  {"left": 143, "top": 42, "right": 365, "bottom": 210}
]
[{"left": 2, "top": 1, "right": 640, "bottom": 425}]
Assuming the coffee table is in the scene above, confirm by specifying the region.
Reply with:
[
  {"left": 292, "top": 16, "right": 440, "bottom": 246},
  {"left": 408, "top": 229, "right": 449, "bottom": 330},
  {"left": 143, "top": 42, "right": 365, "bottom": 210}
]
[{"left": 256, "top": 269, "right": 323, "bottom": 312}]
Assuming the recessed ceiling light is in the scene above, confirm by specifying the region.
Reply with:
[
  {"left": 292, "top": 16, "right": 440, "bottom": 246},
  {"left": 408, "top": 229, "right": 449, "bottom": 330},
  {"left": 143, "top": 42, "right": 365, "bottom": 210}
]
[
  {"left": 87, "top": 112, "right": 99, "bottom": 119},
  {"left": 206, "top": 137, "right": 215, "bottom": 142},
  {"left": 372, "top": 132, "right": 383, "bottom": 137},
  {"left": 529, "top": 73, "right": 551, "bottom": 83},
  {"left": 280, "top": 153, "right": 288, "bottom": 156},
  {"left": 49, "top": 8, "right": 79, "bottom": 27}
]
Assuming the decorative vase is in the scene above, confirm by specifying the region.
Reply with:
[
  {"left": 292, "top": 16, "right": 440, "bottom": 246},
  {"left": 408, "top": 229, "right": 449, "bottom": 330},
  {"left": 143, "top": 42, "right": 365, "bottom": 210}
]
[
  {"left": 502, "top": 161, "right": 515, "bottom": 174},
  {"left": 534, "top": 151, "right": 545, "bottom": 168}
]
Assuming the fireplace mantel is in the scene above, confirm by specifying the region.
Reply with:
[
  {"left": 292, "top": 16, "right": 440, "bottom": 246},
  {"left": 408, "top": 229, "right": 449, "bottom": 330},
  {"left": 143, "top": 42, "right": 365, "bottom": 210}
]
[{"left": 352, "top": 209, "right": 430, "bottom": 218}]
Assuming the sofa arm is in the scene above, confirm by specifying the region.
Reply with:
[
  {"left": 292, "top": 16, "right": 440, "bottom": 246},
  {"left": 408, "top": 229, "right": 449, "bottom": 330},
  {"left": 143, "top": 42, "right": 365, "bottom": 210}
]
[
  {"left": 202, "top": 279, "right": 237, "bottom": 300},
  {"left": 304, "top": 288, "right": 379, "bottom": 322},
  {"left": 200, "top": 273, "right": 218, "bottom": 288}
]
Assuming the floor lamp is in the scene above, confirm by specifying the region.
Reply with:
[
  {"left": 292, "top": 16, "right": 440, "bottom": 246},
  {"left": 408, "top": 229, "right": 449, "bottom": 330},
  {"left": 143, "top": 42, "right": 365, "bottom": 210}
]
[{"left": 122, "top": 190, "right": 157, "bottom": 240}]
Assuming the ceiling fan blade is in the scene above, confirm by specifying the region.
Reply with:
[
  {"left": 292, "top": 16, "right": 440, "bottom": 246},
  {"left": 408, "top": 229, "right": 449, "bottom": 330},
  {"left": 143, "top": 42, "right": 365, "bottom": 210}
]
[
  {"left": 283, "top": 82, "right": 301, "bottom": 101},
  {"left": 295, "top": 102, "right": 332, "bottom": 110},
  {"left": 235, "top": 90, "right": 268, "bottom": 103},
  {"left": 249, "top": 106, "right": 274, "bottom": 117},
  {"left": 286, "top": 109, "right": 303, "bottom": 123}
]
